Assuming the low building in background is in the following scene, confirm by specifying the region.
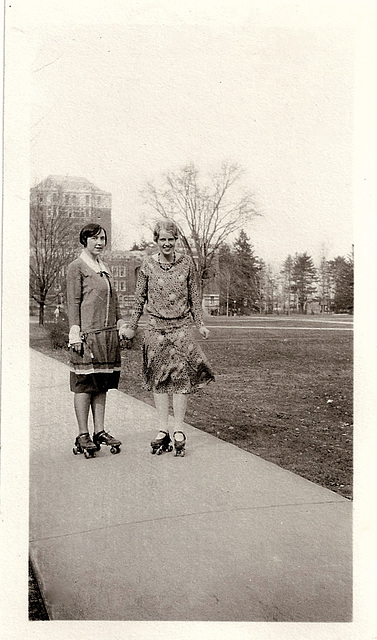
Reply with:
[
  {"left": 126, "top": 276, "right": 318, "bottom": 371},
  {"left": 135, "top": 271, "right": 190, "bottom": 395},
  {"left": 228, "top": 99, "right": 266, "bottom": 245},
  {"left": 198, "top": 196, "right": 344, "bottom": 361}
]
[{"left": 105, "top": 250, "right": 143, "bottom": 314}]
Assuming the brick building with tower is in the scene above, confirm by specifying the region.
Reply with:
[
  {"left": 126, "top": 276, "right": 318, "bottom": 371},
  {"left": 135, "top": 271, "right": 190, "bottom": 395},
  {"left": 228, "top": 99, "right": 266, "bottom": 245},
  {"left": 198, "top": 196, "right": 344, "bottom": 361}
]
[{"left": 30, "top": 175, "right": 112, "bottom": 248}]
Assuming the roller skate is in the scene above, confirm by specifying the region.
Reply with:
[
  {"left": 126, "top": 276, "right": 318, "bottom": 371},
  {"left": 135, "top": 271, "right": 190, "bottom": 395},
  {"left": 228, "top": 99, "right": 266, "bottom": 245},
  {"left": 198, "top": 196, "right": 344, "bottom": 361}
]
[
  {"left": 173, "top": 431, "right": 186, "bottom": 457},
  {"left": 73, "top": 432, "right": 97, "bottom": 459},
  {"left": 93, "top": 430, "right": 122, "bottom": 454},
  {"left": 150, "top": 430, "right": 173, "bottom": 455}
]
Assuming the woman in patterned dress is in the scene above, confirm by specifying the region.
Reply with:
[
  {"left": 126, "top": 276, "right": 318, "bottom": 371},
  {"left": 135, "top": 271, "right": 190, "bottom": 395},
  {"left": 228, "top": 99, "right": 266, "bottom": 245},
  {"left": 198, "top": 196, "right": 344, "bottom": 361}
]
[
  {"left": 67, "top": 223, "right": 126, "bottom": 457},
  {"left": 120, "top": 219, "right": 214, "bottom": 454}
]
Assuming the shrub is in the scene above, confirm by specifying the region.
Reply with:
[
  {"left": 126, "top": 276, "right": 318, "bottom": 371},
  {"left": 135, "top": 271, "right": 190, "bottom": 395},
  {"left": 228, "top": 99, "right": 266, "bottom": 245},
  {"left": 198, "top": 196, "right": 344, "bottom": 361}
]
[{"left": 47, "top": 314, "right": 69, "bottom": 350}]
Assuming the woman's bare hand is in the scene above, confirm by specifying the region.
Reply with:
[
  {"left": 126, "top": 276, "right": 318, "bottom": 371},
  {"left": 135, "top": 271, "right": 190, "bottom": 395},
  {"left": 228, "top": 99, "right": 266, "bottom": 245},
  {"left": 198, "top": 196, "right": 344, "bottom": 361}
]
[{"left": 199, "top": 326, "right": 210, "bottom": 340}]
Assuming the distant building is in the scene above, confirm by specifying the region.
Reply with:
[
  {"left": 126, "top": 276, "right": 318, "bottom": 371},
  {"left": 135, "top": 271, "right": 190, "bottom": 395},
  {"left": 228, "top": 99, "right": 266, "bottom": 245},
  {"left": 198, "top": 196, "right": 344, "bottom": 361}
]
[
  {"left": 30, "top": 175, "right": 112, "bottom": 248},
  {"left": 105, "top": 250, "right": 143, "bottom": 313}
]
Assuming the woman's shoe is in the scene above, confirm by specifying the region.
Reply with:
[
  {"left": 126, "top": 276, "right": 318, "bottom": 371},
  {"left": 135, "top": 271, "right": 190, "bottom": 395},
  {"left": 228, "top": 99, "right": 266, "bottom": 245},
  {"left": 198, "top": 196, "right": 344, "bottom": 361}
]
[
  {"left": 150, "top": 431, "right": 173, "bottom": 455},
  {"left": 73, "top": 432, "right": 97, "bottom": 459},
  {"left": 93, "top": 430, "right": 122, "bottom": 454},
  {"left": 173, "top": 431, "right": 186, "bottom": 457}
]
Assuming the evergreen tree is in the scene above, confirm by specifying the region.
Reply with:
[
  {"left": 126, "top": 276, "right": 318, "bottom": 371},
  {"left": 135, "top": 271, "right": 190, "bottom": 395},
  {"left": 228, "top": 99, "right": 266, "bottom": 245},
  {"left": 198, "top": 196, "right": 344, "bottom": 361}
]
[
  {"left": 232, "top": 229, "right": 259, "bottom": 314},
  {"left": 292, "top": 253, "right": 317, "bottom": 314},
  {"left": 328, "top": 252, "right": 354, "bottom": 313}
]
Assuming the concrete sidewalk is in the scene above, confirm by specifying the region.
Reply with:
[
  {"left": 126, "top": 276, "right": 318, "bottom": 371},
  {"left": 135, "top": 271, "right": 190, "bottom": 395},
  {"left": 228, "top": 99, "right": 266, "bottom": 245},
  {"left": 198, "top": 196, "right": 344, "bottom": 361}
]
[{"left": 29, "top": 348, "right": 352, "bottom": 622}]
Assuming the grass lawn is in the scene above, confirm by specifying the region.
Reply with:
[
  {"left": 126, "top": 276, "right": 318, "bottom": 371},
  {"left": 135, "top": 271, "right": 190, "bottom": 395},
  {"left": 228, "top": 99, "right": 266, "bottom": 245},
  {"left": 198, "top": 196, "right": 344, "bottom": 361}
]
[
  {"left": 29, "top": 560, "right": 49, "bottom": 620},
  {"left": 30, "top": 314, "right": 353, "bottom": 499}
]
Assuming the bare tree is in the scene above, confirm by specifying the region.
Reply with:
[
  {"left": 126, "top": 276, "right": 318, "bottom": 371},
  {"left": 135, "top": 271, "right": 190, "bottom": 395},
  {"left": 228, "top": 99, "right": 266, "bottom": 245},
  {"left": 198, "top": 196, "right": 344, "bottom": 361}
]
[
  {"left": 142, "top": 161, "right": 260, "bottom": 299},
  {"left": 281, "top": 255, "right": 294, "bottom": 315},
  {"left": 218, "top": 242, "right": 235, "bottom": 316},
  {"left": 317, "top": 255, "right": 334, "bottom": 313},
  {"left": 30, "top": 198, "right": 76, "bottom": 325},
  {"left": 254, "top": 258, "right": 267, "bottom": 314}
]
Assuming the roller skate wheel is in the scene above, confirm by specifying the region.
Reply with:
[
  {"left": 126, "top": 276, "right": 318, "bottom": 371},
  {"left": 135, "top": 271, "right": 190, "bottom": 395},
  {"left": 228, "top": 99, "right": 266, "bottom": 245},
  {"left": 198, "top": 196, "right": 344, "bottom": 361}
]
[
  {"left": 110, "top": 446, "right": 120, "bottom": 454},
  {"left": 168, "top": 445, "right": 173, "bottom": 452},
  {"left": 73, "top": 446, "right": 78, "bottom": 455},
  {"left": 157, "top": 447, "right": 163, "bottom": 455}
]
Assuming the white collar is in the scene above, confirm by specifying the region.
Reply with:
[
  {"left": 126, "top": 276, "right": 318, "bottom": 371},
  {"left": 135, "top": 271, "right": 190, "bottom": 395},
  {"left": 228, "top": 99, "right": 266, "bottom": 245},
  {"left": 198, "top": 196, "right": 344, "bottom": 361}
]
[{"left": 79, "top": 250, "right": 110, "bottom": 274}]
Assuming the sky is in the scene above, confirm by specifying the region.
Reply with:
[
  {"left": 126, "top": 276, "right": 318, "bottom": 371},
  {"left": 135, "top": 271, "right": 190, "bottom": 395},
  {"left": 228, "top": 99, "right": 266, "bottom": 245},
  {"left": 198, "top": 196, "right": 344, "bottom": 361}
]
[{"left": 28, "top": 1, "right": 356, "bottom": 269}]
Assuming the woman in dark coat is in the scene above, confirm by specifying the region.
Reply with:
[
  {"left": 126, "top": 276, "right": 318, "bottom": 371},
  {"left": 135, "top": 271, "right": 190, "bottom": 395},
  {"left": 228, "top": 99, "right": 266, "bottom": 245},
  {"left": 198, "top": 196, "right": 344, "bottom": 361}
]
[{"left": 67, "top": 223, "right": 126, "bottom": 457}]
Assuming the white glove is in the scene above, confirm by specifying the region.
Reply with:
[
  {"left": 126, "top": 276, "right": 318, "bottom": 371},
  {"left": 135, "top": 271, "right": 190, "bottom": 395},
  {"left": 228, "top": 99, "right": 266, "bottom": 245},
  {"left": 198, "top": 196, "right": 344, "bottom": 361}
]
[{"left": 118, "top": 325, "right": 135, "bottom": 340}]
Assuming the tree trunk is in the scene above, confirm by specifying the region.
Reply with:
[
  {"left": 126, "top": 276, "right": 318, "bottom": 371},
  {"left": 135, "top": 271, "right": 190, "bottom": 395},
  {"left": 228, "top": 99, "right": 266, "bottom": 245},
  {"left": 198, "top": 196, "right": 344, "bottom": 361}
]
[{"left": 38, "top": 292, "right": 46, "bottom": 326}]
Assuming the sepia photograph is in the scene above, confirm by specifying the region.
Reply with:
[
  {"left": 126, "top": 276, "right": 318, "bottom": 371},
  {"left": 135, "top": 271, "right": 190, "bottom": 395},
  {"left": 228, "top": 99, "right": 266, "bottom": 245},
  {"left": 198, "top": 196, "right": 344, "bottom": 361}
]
[{"left": 1, "top": 1, "right": 376, "bottom": 639}]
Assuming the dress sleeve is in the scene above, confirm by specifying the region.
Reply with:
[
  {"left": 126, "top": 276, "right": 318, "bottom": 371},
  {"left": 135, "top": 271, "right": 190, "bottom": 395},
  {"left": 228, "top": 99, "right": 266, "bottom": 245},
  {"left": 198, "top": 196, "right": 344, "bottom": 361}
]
[
  {"left": 187, "top": 259, "right": 205, "bottom": 329},
  {"left": 128, "top": 260, "right": 148, "bottom": 331},
  {"left": 66, "top": 261, "right": 82, "bottom": 330}
]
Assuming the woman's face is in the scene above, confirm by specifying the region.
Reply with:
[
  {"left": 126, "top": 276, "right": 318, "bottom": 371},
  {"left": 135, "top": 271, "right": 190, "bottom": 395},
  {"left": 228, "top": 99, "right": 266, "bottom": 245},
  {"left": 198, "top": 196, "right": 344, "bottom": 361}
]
[
  {"left": 157, "top": 229, "right": 176, "bottom": 258},
  {"left": 85, "top": 230, "right": 106, "bottom": 258}
]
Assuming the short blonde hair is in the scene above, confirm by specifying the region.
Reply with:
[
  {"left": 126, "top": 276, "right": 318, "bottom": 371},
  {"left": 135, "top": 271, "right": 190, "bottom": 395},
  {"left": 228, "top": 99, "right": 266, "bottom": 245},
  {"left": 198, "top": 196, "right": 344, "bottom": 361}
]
[{"left": 153, "top": 219, "right": 179, "bottom": 243}]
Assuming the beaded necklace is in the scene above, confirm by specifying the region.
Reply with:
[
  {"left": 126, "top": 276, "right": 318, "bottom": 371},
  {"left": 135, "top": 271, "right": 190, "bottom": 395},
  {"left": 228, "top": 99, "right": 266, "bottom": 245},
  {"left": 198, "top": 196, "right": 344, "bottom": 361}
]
[{"left": 158, "top": 251, "right": 176, "bottom": 271}]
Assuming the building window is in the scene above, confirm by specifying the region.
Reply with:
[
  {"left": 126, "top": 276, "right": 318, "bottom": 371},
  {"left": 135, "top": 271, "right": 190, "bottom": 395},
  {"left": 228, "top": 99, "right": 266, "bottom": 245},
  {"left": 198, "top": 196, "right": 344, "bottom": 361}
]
[
  {"left": 112, "top": 266, "right": 118, "bottom": 277},
  {"left": 119, "top": 266, "right": 125, "bottom": 277},
  {"left": 114, "top": 280, "right": 118, "bottom": 291},
  {"left": 120, "top": 281, "right": 126, "bottom": 291}
]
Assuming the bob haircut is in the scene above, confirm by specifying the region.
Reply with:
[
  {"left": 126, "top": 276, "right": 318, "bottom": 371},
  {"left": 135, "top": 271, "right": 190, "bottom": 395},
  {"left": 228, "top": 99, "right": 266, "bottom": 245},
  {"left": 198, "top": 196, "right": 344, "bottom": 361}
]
[
  {"left": 153, "top": 219, "right": 179, "bottom": 243},
  {"left": 79, "top": 223, "right": 107, "bottom": 247}
]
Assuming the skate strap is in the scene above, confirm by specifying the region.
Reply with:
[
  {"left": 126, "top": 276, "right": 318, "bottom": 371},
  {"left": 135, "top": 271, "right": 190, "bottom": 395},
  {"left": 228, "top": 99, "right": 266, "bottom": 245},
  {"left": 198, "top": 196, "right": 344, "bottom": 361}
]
[{"left": 82, "top": 325, "right": 118, "bottom": 338}]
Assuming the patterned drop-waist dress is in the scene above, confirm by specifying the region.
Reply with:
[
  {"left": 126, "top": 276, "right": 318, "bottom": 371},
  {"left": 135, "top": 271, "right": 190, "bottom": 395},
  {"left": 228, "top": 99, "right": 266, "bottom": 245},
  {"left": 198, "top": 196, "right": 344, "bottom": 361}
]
[
  {"left": 66, "top": 256, "right": 122, "bottom": 394},
  {"left": 128, "top": 254, "right": 215, "bottom": 394}
]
